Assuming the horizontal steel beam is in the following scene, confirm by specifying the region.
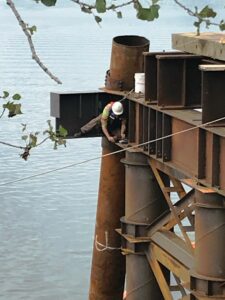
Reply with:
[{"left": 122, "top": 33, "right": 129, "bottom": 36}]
[
  {"left": 51, "top": 88, "right": 225, "bottom": 195},
  {"left": 148, "top": 243, "right": 190, "bottom": 286},
  {"left": 150, "top": 230, "right": 194, "bottom": 270}
]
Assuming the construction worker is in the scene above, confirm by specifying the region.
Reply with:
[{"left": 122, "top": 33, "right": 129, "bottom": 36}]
[{"left": 74, "top": 101, "right": 126, "bottom": 143}]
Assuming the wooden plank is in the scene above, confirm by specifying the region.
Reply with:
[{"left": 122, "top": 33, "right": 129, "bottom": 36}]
[{"left": 172, "top": 32, "right": 225, "bottom": 62}]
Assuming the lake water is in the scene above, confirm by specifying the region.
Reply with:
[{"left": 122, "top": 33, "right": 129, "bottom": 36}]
[{"left": 0, "top": 0, "right": 222, "bottom": 299}]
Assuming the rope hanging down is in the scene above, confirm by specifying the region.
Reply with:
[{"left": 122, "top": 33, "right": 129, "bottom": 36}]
[
  {"left": 95, "top": 231, "right": 121, "bottom": 252},
  {"left": 0, "top": 115, "right": 225, "bottom": 188}
]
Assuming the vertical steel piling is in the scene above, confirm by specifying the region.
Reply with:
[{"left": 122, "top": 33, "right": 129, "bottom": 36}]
[
  {"left": 192, "top": 191, "right": 225, "bottom": 298},
  {"left": 122, "top": 151, "right": 169, "bottom": 300},
  {"left": 105, "top": 35, "right": 149, "bottom": 91},
  {"left": 89, "top": 137, "right": 125, "bottom": 300}
]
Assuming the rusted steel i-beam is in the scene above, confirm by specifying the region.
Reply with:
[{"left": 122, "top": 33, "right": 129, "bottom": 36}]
[
  {"left": 89, "top": 138, "right": 125, "bottom": 300},
  {"left": 121, "top": 151, "right": 169, "bottom": 300}
]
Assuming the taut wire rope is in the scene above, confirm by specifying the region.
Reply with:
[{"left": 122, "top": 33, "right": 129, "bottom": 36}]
[{"left": 0, "top": 115, "right": 225, "bottom": 188}]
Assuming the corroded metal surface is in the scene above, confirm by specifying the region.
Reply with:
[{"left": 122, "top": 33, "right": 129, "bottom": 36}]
[
  {"left": 195, "top": 191, "right": 225, "bottom": 278},
  {"left": 201, "top": 66, "right": 225, "bottom": 126},
  {"left": 89, "top": 138, "right": 125, "bottom": 300},
  {"left": 121, "top": 151, "right": 168, "bottom": 300},
  {"left": 106, "top": 35, "right": 149, "bottom": 91},
  {"left": 123, "top": 151, "right": 168, "bottom": 223},
  {"left": 51, "top": 44, "right": 225, "bottom": 300},
  {"left": 50, "top": 91, "right": 121, "bottom": 137},
  {"left": 157, "top": 54, "right": 202, "bottom": 108}
]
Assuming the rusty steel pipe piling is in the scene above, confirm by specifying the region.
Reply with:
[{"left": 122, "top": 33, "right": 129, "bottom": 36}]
[
  {"left": 105, "top": 35, "right": 149, "bottom": 91},
  {"left": 89, "top": 138, "right": 125, "bottom": 300},
  {"left": 191, "top": 191, "right": 225, "bottom": 299},
  {"left": 121, "top": 151, "right": 169, "bottom": 300}
]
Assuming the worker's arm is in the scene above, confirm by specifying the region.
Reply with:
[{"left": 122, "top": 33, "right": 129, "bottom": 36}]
[
  {"left": 120, "top": 119, "right": 126, "bottom": 139},
  {"left": 101, "top": 103, "right": 115, "bottom": 142},
  {"left": 101, "top": 118, "right": 115, "bottom": 142}
]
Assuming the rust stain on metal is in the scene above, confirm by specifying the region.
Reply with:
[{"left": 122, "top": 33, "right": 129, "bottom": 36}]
[
  {"left": 105, "top": 35, "right": 149, "bottom": 91},
  {"left": 89, "top": 138, "right": 125, "bottom": 300}
]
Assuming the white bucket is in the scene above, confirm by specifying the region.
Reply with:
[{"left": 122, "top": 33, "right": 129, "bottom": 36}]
[{"left": 134, "top": 73, "right": 145, "bottom": 94}]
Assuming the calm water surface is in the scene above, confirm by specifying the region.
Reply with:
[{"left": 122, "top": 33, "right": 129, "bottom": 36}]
[{"left": 0, "top": 0, "right": 222, "bottom": 299}]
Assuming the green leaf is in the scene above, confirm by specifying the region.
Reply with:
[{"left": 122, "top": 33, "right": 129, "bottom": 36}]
[
  {"left": 21, "top": 123, "right": 27, "bottom": 132},
  {"left": 136, "top": 4, "right": 160, "bottom": 21},
  {"left": 117, "top": 11, "right": 122, "bottom": 19},
  {"left": 29, "top": 134, "right": 37, "bottom": 147},
  {"left": 58, "top": 125, "right": 68, "bottom": 137},
  {"left": 95, "top": 0, "right": 106, "bottom": 13},
  {"left": 3, "top": 91, "right": 9, "bottom": 99},
  {"left": 22, "top": 135, "right": 28, "bottom": 141},
  {"left": 12, "top": 93, "right": 21, "bottom": 100},
  {"left": 3, "top": 102, "right": 22, "bottom": 117},
  {"left": 28, "top": 25, "right": 37, "bottom": 35},
  {"left": 199, "top": 6, "right": 216, "bottom": 18},
  {"left": 95, "top": 16, "right": 102, "bottom": 24},
  {"left": 14, "top": 104, "right": 22, "bottom": 115},
  {"left": 41, "top": 0, "right": 57, "bottom": 6},
  {"left": 151, "top": 4, "right": 160, "bottom": 18}
]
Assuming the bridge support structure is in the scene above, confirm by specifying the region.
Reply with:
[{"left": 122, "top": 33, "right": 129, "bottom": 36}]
[{"left": 51, "top": 32, "right": 225, "bottom": 300}]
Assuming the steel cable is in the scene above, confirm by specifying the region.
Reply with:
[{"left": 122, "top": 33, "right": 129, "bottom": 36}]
[{"left": 0, "top": 115, "right": 225, "bottom": 188}]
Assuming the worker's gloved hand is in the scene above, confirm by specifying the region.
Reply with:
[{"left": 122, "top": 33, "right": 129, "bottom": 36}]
[{"left": 108, "top": 136, "right": 115, "bottom": 143}]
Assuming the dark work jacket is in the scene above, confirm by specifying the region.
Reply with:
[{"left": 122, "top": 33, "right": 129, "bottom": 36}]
[{"left": 107, "top": 109, "right": 125, "bottom": 134}]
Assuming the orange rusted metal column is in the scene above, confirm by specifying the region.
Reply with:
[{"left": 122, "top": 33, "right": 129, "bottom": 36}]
[
  {"left": 89, "top": 137, "right": 125, "bottom": 300},
  {"left": 105, "top": 35, "right": 149, "bottom": 91},
  {"left": 191, "top": 191, "right": 225, "bottom": 299},
  {"left": 123, "top": 151, "right": 169, "bottom": 300}
]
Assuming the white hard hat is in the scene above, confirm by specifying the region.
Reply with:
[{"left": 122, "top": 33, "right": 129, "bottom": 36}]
[{"left": 112, "top": 102, "right": 123, "bottom": 115}]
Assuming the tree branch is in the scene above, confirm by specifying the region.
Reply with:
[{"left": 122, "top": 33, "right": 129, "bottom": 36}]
[
  {"left": 106, "top": 0, "right": 134, "bottom": 11},
  {"left": 0, "top": 140, "right": 25, "bottom": 149},
  {"left": 174, "top": 0, "right": 222, "bottom": 35},
  {"left": 36, "top": 136, "right": 50, "bottom": 147},
  {"left": 0, "top": 108, "right": 6, "bottom": 119},
  {"left": 174, "top": 0, "right": 196, "bottom": 17},
  {"left": 6, "top": 0, "right": 62, "bottom": 84},
  {"left": 70, "top": 0, "right": 134, "bottom": 13}
]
